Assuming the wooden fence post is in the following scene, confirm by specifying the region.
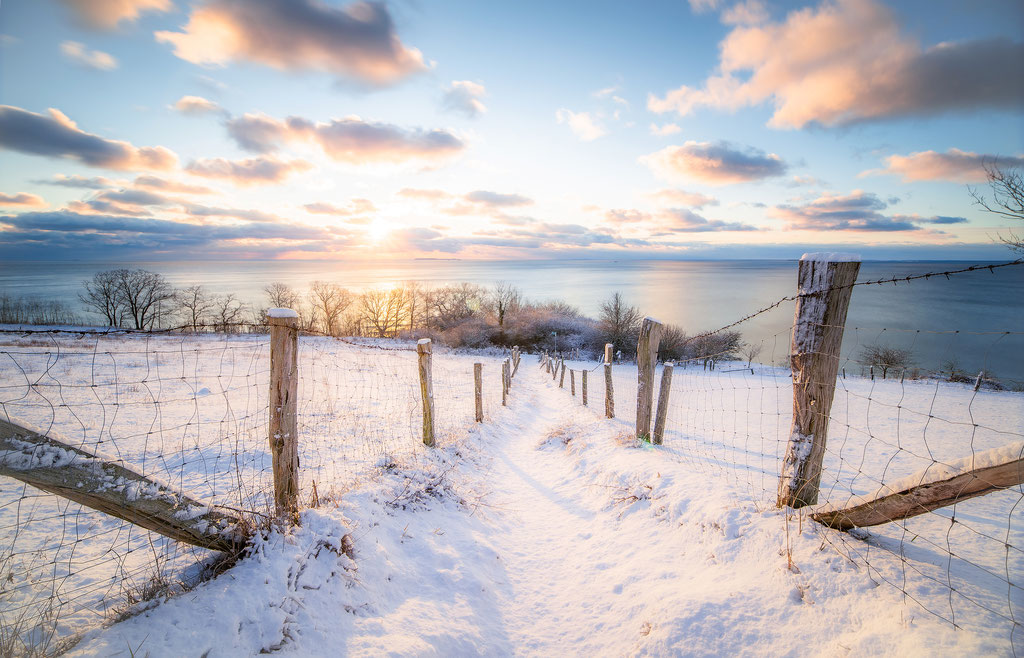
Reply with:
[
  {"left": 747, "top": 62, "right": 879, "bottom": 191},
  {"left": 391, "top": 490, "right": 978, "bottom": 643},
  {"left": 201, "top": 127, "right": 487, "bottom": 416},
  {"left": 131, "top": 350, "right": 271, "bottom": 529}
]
[
  {"left": 474, "top": 362, "right": 483, "bottom": 422},
  {"left": 581, "top": 370, "right": 588, "bottom": 406},
  {"left": 268, "top": 310, "right": 299, "bottom": 520},
  {"left": 777, "top": 254, "right": 860, "bottom": 508},
  {"left": 653, "top": 362, "right": 674, "bottom": 445},
  {"left": 502, "top": 359, "right": 509, "bottom": 406},
  {"left": 559, "top": 362, "right": 566, "bottom": 388},
  {"left": 635, "top": 317, "right": 663, "bottom": 442},
  {"left": 512, "top": 347, "right": 520, "bottom": 377},
  {"left": 546, "top": 354, "right": 552, "bottom": 374},
  {"left": 417, "top": 339, "right": 435, "bottom": 447},
  {"left": 570, "top": 369, "right": 576, "bottom": 396},
  {"left": 604, "top": 343, "right": 614, "bottom": 419}
]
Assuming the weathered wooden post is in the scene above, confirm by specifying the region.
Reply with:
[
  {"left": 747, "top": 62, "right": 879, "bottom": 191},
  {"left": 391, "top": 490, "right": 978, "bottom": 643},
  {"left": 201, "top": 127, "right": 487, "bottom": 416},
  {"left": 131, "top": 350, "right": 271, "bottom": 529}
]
[
  {"left": 653, "top": 362, "right": 674, "bottom": 445},
  {"left": 546, "top": 354, "right": 552, "bottom": 374},
  {"left": 417, "top": 338, "right": 435, "bottom": 447},
  {"left": 502, "top": 359, "right": 509, "bottom": 406},
  {"left": 559, "top": 362, "right": 566, "bottom": 388},
  {"left": 570, "top": 369, "right": 576, "bottom": 396},
  {"left": 268, "top": 309, "right": 299, "bottom": 520},
  {"left": 635, "top": 318, "right": 663, "bottom": 442},
  {"left": 604, "top": 343, "right": 614, "bottom": 419},
  {"left": 581, "top": 369, "right": 588, "bottom": 406},
  {"left": 512, "top": 347, "right": 521, "bottom": 377},
  {"left": 504, "top": 358, "right": 512, "bottom": 394},
  {"left": 777, "top": 254, "right": 860, "bottom": 508},
  {"left": 474, "top": 362, "right": 483, "bottom": 422}
]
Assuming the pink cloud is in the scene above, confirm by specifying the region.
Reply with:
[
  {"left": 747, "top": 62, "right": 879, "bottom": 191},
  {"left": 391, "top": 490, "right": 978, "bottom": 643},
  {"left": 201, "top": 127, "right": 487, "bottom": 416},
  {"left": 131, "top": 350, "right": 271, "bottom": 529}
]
[
  {"left": 0, "top": 192, "right": 46, "bottom": 207},
  {"left": 863, "top": 149, "right": 1024, "bottom": 183},
  {"left": 640, "top": 141, "right": 786, "bottom": 185},
  {"left": 185, "top": 156, "right": 312, "bottom": 185},
  {"left": 156, "top": 0, "right": 426, "bottom": 85},
  {"left": 649, "top": 0, "right": 1024, "bottom": 128}
]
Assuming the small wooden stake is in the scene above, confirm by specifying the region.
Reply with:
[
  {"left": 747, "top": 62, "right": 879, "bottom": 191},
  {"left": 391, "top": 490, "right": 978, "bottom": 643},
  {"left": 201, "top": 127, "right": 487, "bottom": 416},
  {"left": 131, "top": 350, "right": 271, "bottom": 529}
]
[
  {"left": 635, "top": 317, "right": 663, "bottom": 441},
  {"left": 653, "top": 362, "right": 674, "bottom": 445},
  {"left": 581, "top": 370, "right": 588, "bottom": 406},
  {"left": 559, "top": 362, "right": 566, "bottom": 388},
  {"left": 474, "top": 362, "right": 483, "bottom": 422},
  {"left": 777, "top": 255, "right": 860, "bottom": 508},
  {"left": 570, "top": 369, "right": 576, "bottom": 396},
  {"left": 417, "top": 339, "right": 435, "bottom": 446},
  {"left": 269, "top": 312, "right": 299, "bottom": 520},
  {"left": 604, "top": 343, "right": 615, "bottom": 419}
]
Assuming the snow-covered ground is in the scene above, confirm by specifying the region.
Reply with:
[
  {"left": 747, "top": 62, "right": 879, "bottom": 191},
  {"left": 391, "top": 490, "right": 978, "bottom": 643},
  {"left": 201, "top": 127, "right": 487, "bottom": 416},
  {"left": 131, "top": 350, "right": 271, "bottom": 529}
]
[{"left": 1, "top": 334, "right": 1022, "bottom": 655}]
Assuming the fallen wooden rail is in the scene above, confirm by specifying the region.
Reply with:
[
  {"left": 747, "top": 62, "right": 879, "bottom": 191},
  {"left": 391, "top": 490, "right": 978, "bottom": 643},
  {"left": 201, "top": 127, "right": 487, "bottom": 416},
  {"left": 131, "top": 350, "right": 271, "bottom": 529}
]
[
  {"left": 812, "top": 441, "right": 1024, "bottom": 530},
  {"left": 0, "top": 418, "right": 248, "bottom": 553}
]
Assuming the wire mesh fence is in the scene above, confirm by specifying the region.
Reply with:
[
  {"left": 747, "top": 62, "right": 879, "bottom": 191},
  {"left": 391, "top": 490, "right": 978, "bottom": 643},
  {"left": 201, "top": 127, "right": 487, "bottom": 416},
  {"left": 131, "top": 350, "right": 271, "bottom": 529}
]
[
  {"left": 0, "top": 328, "right": 507, "bottom": 655},
  {"left": 544, "top": 260, "right": 1023, "bottom": 653}
]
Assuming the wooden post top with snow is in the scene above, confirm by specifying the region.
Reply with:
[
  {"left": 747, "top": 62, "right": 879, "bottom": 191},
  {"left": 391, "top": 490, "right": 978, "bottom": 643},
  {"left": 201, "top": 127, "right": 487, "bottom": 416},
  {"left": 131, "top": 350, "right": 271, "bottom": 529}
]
[{"left": 777, "top": 253, "right": 861, "bottom": 509}]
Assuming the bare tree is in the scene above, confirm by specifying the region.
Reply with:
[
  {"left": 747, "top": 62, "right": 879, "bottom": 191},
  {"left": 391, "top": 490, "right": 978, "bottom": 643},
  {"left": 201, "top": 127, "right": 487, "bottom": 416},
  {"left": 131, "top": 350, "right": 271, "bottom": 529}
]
[
  {"left": 307, "top": 281, "right": 352, "bottom": 335},
  {"left": 80, "top": 270, "right": 125, "bottom": 327},
  {"left": 264, "top": 282, "right": 301, "bottom": 310},
  {"left": 489, "top": 282, "right": 522, "bottom": 329},
  {"left": 113, "top": 269, "right": 174, "bottom": 330},
  {"left": 598, "top": 292, "right": 642, "bottom": 355},
  {"left": 174, "top": 285, "right": 214, "bottom": 332},
  {"left": 358, "top": 288, "right": 408, "bottom": 338},
  {"left": 691, "top": 330, "right": 742, "bottom": 370},
  {"left": 859, "top": 343, "right": 913, "bottom": 379},
  {"left": 969, "top": 160, "right": 1024, "bottom": 252},
  {"left": 212, "top": 293, "right": 246, "bottom": 333},
  {"left": 742, "top": 342, "right": 763, "bottom": 367},
  {"left": 428, "top": 283, "right": 484, "bottom": 330}
]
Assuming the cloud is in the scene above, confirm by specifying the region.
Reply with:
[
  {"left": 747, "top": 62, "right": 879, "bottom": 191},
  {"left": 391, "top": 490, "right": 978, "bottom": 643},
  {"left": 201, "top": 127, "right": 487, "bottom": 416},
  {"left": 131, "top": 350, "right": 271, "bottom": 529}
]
[
  {"left": 648, "top": 189, "right": 719, "bottom": 208},
  {"left": 773, "top": 190, "right": 925, "bottom": 231},
  {"left": 442, "top": 81, "right": 487, "bottom": 117},
  {"left": 58, "top": 0, "right": 170, "bottom": 29},
  {"left": 68, "top": 188, "right": 176, "bottom": 216},
  {"left": 304, "top": 198, "right": 376, "bottom": 223},
  {"left": 397, "top": 188, "right": 451, "bottom": 201},
  {"left": 0, "top": 210, "right": 344, "bottom": 258},
  {"left": 893, "top": 214, "right": 968, "bottom": 225},
  {"left": 388, "top": 227, "right": 464, "bottom": 254},
  {"left": 155, "top": 0, "right": 426, "bottom": 85},
  {"left": 60, "top": 41, "right": 118, "bottom": 71},
  {"left": 463, "top": 190, "right": 532, "bottom": 208},
  {"left": 688, "top": 0, "right": 720, "bottom": 12},
  {"left": 659, "top": 208, "right": 759, "bottom": 232},
  {"left": 185, "top": 156, "right": 312, "bottom": 185},
  {"left": 650, "top": 123, "right": 681, "bottom": 137},
  {"left": 640, "top": 141, "right": 787, "bottom": 184},
  {"left": 0, "top": 105, "right": 177, "bottom": 171},
  {"left": 173, "top": 95, "right": 224, "bottom": 116},
  {"left": 0, "top": 193, "right": 46, "bottom": 207},
  {"left": 180, "top": 203, "right": 284, "bottom": 223},
  {"left": 605, "top": 209, "right": 652, "bottom": 224},
  {"left": 721, "top": 0, "right": 769, "bottom": 25},
  {"left": 862, "top": 149, "right": 1024, "bottom": 183},
  {"left": 133, "top": 175, "right": 215, "bottom": 194},
  {"left": 648, "top": 0, "right": 1024, "bottom": 128},
  {"left": 35, "top": 174, "right": 116, "bottom": 189},
  {"left": 225, "top": 112, "right": 465, "bottom": 164},
  {"left": 556, "top": 109, "right": 607, "bottom": 141}
]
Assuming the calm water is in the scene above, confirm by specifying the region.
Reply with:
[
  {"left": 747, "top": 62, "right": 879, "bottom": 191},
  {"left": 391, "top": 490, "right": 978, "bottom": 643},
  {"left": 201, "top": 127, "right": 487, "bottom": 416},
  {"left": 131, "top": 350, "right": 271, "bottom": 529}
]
[{"left": 2, "top": 259, "right": 1021, "bottom": 382}]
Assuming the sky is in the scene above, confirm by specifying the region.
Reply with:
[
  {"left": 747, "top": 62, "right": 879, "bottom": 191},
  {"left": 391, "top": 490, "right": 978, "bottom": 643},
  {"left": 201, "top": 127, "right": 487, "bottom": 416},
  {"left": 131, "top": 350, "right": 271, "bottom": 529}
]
[{"left": 0, "top": 0, "right": 1022, "bottom": 261}]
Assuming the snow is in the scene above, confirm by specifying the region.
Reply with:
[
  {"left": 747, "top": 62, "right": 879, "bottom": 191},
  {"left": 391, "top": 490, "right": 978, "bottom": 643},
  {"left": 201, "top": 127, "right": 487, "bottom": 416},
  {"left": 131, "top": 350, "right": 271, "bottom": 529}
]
[
  {"left": 800, "top": 252, "right": 862, "bottom": 263},
  {"left": 266, "top": 307, "right": 298, "bottom": 318},
  {"left": 418, "top": 337, "right": 432, "bottom": 345},
  {"left": 1, "top": 334, "right": 1021, "bottom": 655}
]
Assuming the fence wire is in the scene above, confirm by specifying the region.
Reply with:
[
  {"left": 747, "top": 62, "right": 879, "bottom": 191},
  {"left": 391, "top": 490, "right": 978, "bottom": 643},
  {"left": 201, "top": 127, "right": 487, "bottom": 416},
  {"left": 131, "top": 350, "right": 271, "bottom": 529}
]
[{"left": 0, "top": 329, "right": 503, "bottom": 655}]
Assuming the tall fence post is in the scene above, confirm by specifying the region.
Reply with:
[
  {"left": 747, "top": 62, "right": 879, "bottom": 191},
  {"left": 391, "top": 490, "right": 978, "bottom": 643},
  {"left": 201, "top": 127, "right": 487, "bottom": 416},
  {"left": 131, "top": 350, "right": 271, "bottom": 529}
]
[
  {"left": 777, "top": 254, "right": 860, "bottom": 508},
  {"left": 581, "top": 370, "right": 588, "bottom": 406},
  {"left": 417, "top": 339, "right": 435, "bottom": 447},
  {"left": 604, "top": 343, "right": 614, "bottom": 419},
  {"left": 570, "top": 369, "right": 576, "bottom": 396},
  {"left": 653, "top": 362, "right": 674, "bottom": 445},
  {"left": 635, "top": 317, "right": 663, "bottom": 441},
  {"left": 268, "top": 310, "right": 300, "bottom": 520},
  {"left": 512, "top": 347, "right": 521, "bottom": 377},
  {"left": 559, "top": 362, "right": 566, "bottom": 388},
  {"left": 474, "top": 362, "right": 483, "bottom": 422}
]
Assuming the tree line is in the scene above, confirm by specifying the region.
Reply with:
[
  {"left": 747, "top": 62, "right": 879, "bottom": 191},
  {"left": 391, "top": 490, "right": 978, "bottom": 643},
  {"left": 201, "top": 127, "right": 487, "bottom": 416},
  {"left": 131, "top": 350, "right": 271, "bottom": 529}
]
[{"left": 67, "top": 268, "right": 751, "bottom": 365}]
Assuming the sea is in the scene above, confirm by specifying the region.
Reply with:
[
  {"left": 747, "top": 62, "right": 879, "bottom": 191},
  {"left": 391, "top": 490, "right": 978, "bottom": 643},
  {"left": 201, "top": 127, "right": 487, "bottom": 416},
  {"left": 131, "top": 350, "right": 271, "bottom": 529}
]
[{"left": 1, "top": 259, "right": 1021, "bottom": 383}]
